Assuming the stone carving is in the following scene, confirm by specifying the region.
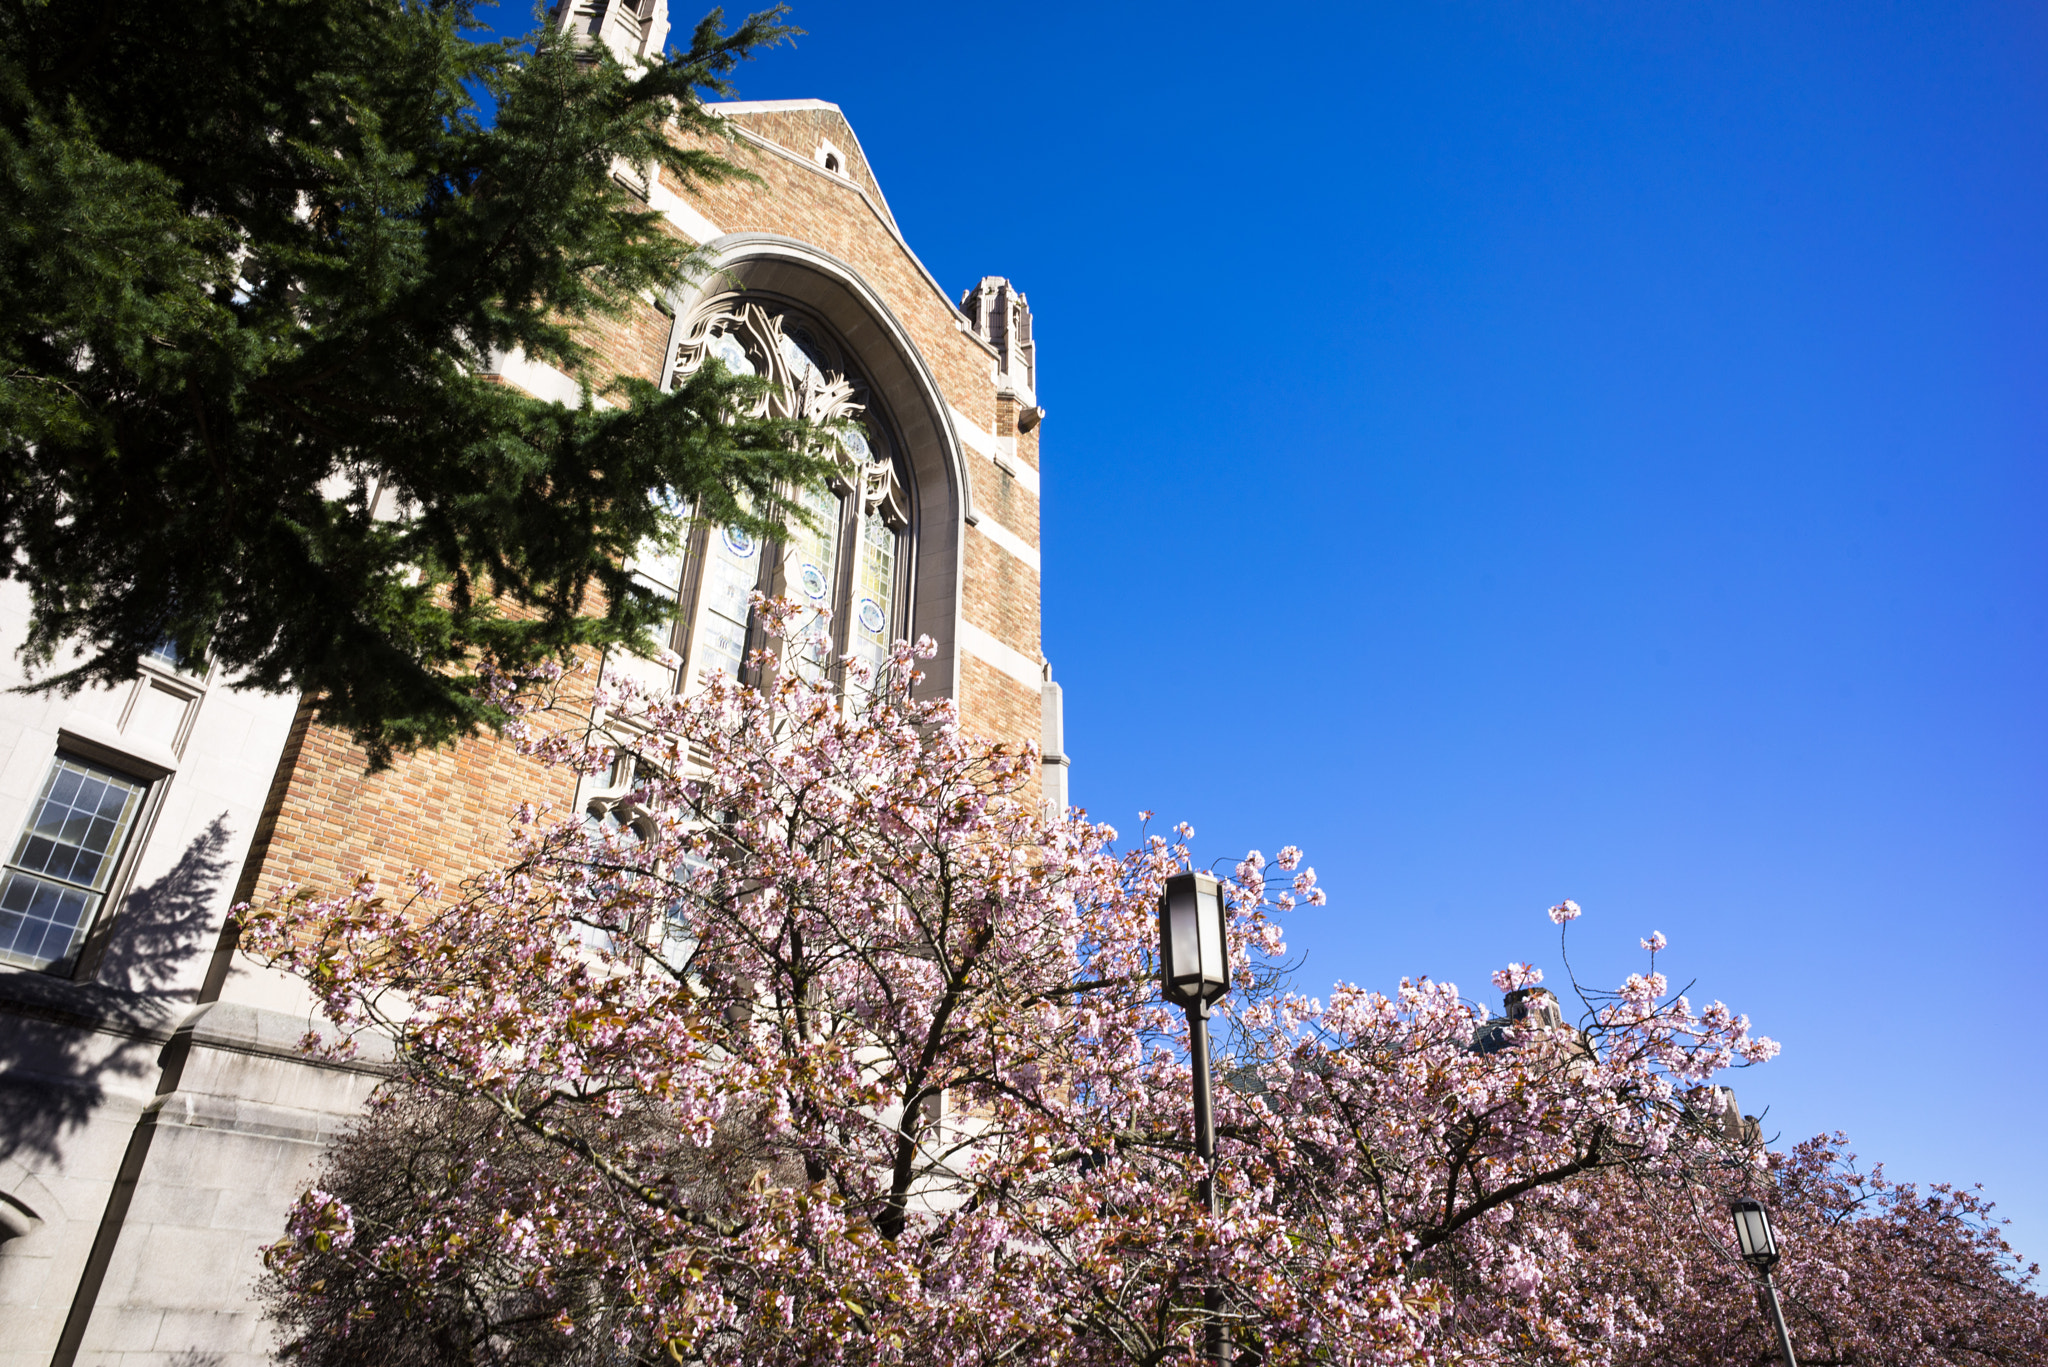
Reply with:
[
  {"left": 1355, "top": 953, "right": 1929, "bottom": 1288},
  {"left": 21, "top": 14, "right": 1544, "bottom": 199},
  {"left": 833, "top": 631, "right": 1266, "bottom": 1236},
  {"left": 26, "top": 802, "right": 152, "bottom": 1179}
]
[{"left": 673, "top": 302, "right": 907, "bottom": 528}]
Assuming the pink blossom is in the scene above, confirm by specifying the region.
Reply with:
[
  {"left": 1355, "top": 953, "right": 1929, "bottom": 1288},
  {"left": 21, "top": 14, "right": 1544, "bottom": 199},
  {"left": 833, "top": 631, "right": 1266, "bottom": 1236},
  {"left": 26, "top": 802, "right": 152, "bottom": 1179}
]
[
  {"left": 1493, "top": 961, "right": 1545, "bottom": 992},
  {"left": 1549, "top": 898, "right": 1583, "bottom": 924}
]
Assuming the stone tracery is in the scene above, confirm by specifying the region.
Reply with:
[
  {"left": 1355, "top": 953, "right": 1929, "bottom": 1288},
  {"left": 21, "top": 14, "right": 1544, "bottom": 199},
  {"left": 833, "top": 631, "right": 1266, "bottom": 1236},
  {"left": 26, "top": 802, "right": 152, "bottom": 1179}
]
[{"left": 672, "top": 302, "right": 908, "bottom": 529}]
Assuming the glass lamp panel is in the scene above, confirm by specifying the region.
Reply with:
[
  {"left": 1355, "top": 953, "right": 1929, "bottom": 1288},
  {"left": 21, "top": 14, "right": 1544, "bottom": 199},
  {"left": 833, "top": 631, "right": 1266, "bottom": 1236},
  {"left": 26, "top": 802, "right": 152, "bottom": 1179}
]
[
  {"left": 1732, "top": 1202, "right": 1775, "bottom": 1260},
  {"left": 1196, "top": 878, "right": 1227, "bottom": 990},
  {"left": 784, "top": 483, "right": 843, "bottom": 684},
  {"left": 851, "top": 509, "right": 898, "bottom": 689},
  {"left": 1163, "top": 886, "right": 1203, "bottom": 997}
]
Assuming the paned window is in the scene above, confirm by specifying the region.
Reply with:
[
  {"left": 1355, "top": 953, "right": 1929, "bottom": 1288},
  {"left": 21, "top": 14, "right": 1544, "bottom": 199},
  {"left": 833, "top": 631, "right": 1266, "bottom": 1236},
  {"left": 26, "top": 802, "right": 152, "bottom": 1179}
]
[
  {"left": 578, "top": 764, "right": 656, "bottom": 956},
  {"left": 0, "top": 756, "right": 148, "bottom": 970}
]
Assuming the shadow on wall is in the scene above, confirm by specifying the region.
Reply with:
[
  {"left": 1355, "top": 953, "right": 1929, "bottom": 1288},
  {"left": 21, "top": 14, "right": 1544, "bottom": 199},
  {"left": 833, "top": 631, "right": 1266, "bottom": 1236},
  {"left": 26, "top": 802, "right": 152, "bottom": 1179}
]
[
  {"left": 99, "top": 815, "right": 233, "bottom": 998},
  {"left": 0, "top": 816, "right": 233, "bottom": 1164}
]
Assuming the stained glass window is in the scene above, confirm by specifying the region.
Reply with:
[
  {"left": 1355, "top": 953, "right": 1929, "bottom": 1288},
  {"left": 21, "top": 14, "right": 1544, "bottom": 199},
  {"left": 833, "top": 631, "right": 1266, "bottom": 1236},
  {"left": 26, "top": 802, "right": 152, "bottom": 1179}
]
[
  {"left": 0, "top": 756, "right": 147, "bottom": 970},
  {"left": 693, "top": 523, "right": 762, "bottom": 682},
  {"left": 779, "top": 332, "right": 820, "bottom": 385},
  {"left": 626, "top": 490, "right": 691, "bottom": 605},
  {"left": 707, "top": 333, "right": 753, "bottom": 376},
  {"left": 851, "top": 508, "right": 898, "bottom": 689},
  {"left": 783, "top": 481, "right": 844, "bottom": 683}
]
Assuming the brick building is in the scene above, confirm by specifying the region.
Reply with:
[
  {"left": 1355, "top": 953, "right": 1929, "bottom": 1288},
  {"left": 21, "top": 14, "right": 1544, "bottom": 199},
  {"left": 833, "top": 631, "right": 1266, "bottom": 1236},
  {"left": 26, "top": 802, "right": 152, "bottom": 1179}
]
[{"left": 0, "top": 6, "right": 1064, "bottom": 1360}]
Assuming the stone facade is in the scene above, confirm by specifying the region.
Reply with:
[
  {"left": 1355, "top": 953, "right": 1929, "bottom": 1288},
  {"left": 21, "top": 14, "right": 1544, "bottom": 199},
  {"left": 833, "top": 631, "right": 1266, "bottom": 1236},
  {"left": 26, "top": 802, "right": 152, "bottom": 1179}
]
[
  {"left": 0, "top": 585, "right": 344, "bottom": 1367},
  {"left": 0, "top": 40, "right": 1062, "bottom": 1366}
]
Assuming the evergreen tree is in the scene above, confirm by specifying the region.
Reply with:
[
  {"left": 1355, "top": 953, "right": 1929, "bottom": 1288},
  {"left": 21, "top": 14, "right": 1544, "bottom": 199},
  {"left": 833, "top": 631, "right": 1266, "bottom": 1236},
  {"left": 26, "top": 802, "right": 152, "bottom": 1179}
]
[{"left": 0, "top": 0, "right": 828, "bottom": 765}]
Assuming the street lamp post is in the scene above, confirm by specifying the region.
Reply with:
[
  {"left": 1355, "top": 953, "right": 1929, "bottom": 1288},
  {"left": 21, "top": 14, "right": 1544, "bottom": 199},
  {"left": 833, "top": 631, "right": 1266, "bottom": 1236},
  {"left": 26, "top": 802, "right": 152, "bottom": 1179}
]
[
  {"left": 1730, "top": 1198, "right": 1799, "bottom": 1367},
  {"left": 1158, "top": 870, "right": 1231, "bottom": 1367}
]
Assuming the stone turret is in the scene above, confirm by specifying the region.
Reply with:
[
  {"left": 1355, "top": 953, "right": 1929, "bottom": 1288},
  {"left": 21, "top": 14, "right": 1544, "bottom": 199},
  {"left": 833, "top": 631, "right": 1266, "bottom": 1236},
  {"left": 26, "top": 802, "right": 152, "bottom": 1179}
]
[
  {"left": 553, "top": 0, "right": 669, "bottom": 66},
  {"left": 961, "top": 277, "right": 1038, "bottom": 411},
  {"left": 1685, "top": 1084, "right": 1764, "bottom": 1147},
  {"left": 1504, "top": 985, "right": 1564, "bottom": 1027},
  {"left": 1471, "top": 986, "right": 1594, "bottom": 1071}
]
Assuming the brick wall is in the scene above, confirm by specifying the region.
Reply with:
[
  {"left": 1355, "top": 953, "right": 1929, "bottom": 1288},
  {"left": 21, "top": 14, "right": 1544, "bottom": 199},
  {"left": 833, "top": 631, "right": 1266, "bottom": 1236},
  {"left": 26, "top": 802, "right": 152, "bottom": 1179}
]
[
  {"left": 963, "top": 533, "right": 1041, "bottom": 662},
  {"left": 579, "top": 290, "right": 674, "bottom": 395},
  {"left": 966, "top": 457, "right": 1040, "bottom": 547},
  {"left": 238, "top": 98, "right": 1049, "bottom": 906},
  {"left": 713, "top": 107, "right": 892, "bottom": 219},
  {"left": 996, "top": 394, "right": 1042, "bottom": 469},
  {"left": 237, "top": 700, "right": 583, "bottom": 908},
  {"left": 959, "top": 654, "right": 1045, "bottom": 802},
  {"left": 676, "top": 118, "right": 1000, "bottom": 432}
]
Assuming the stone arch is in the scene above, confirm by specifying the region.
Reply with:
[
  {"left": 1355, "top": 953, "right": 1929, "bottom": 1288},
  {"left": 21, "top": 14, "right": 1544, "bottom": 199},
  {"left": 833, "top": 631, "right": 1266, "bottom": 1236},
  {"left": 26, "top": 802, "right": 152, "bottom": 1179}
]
[{"left": 664, "top": 234, "right": 969, "bottom": 702}]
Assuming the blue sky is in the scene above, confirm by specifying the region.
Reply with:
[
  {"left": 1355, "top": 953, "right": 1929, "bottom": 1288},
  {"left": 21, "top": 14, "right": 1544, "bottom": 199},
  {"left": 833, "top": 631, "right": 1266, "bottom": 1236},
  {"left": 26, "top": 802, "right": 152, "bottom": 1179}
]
[{"left": 489, "top": 2, "right": 2048, "bottom": 1262}]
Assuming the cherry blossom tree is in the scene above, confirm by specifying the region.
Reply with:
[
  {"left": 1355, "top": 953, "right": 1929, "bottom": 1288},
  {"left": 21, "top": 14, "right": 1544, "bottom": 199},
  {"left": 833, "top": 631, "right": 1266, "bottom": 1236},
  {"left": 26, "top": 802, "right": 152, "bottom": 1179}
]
[
  {"left": 1573, "top": 1132, "right": 2048, "bottom": 1367},
  {"left": 244, "top": 605, "right": 2040, "bottom": 1366}
]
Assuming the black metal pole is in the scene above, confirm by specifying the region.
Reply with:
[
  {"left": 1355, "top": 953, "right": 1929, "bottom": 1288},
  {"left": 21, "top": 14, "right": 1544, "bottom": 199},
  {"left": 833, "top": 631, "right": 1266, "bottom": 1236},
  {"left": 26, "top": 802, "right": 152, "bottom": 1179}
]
[
  {"left": 1188, "top": 1002, "right": 1223, "bottom": 1367},
  {"left": 1189, "top": 1003, "right": 1216, "bottom": 1168},
  {"left": 1759, "top": 1269, "right": 1798, "bottom": 1367}
]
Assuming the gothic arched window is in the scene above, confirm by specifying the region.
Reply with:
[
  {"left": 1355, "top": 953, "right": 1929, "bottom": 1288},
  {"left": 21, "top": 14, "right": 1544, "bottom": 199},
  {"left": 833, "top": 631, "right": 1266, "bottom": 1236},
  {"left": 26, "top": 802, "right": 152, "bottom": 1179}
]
[{"left": 638, "top": 302, "right": 912, "bottom": 696}]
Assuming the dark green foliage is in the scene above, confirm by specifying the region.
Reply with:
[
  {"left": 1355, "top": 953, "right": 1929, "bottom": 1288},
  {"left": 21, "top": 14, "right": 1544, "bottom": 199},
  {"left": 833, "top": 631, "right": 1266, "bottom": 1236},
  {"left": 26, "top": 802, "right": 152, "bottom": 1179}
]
[{"left": 0, "top": 0, "right": 829, "bottom": 765}]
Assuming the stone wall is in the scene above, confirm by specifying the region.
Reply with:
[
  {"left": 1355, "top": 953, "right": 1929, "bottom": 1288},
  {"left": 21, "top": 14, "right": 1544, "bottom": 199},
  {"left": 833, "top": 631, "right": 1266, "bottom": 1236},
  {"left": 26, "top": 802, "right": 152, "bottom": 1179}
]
[{"left": 0, "top": 578, "right": 339, "bottom": 1367}]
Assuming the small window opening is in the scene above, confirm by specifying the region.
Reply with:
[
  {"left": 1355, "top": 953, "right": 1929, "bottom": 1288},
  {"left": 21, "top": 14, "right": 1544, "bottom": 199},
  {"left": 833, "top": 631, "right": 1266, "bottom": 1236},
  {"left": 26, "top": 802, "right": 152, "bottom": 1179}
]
[{"left": 823, "top": 152, "right": 841, "bottom": 173}]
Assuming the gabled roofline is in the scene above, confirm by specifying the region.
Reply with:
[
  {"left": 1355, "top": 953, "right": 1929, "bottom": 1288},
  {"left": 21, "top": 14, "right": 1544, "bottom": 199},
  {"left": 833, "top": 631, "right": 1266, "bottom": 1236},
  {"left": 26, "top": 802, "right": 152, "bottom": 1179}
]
[
  {"left": 708, "top": 98, "right": 839, "bottom": 114},
  {"left": 704, "top": 99, "right": 902, "bottom": 239},
  {"left": 700, "top": 102, "right": 999, "bottom": 362}
]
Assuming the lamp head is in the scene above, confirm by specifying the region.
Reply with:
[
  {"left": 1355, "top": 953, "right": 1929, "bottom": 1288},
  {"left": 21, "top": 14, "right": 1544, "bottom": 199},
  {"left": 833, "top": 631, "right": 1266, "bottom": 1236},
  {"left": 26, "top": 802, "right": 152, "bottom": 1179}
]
[
  {"left": 1730, "top": 1198, "right": 1779, "bottom": 1268},
  {"left": 1158, "top": 871, "right": 1230, "bottom": 1012}
]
